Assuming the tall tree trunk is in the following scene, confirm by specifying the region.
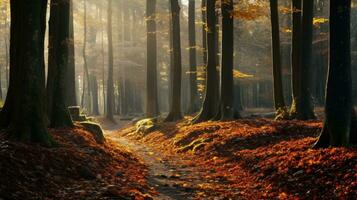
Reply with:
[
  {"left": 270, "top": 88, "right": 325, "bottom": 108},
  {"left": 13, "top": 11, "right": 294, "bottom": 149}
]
[
  {"left": 220, "top": 0, "right": 236, "bottom": 120},
  {"left": 201, "top": 0, "right": 207, "bottom": 68},
  {"left": 100, "top": 7, "right": 106, "bottom": 115},
  {"left": 47, "top": 0, "right": 74, "bottom": 128},
  {"left": 106, "top": 0, "right": 115, "bottom": 121},
  {"left": 66, "top": 0, "right": 77, "bottom": 107},
  {"left": 165, "top": 0, "right": 183, "bottom": 122},
  {"left": 146, "top": 0, "right": 159, "bottom": 118},
  {"left": 269, "top": 0, "right": 287, "bottom": 119},
  {"left": 299, "top": 0, "right": 316, "bottom": 119},
  {"left": 289, "top": 0, "right": 302, "bottom": 118},
  {"left": 0, "top": 0, "right": 54, "bottom": 146},
  {"left": 81, "top": 0, "right": 91, "bottom": 112},
  {"left": 188, "top": 0, "right": 199, "bottom": 113},
  {"left": 193, "top": 0, "right": 218, "bottom": 123},
  {"left": 314, "top": 0, "right": 353, "bottom": 148}
]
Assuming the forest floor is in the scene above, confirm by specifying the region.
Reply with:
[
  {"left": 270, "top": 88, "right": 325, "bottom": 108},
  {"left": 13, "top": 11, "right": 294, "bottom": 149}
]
[
  {"left": 0, "top": 122, "right": 155, "bottom": 200},
  {"left": 106, "top": 116, "right": 356, "bottom": 200}
]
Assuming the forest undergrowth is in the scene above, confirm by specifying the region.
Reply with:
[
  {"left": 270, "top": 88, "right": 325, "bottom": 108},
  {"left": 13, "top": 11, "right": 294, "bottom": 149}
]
[{"left": 117, "top": 118, "right": 357, "bottom": 199}]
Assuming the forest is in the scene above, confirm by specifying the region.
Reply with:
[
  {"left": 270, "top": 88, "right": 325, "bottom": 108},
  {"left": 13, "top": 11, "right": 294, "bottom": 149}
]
[{"left": 0, "top": 0, "right": 356, "bottom": 199}]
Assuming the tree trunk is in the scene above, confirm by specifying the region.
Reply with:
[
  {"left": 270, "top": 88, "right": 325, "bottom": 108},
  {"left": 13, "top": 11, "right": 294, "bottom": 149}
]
[
  {"left": 0, "top": 0, "right": 54, "bottom": 146},
  {"left": 188, "top": 0, "right": 199, "bottom": 113},
  {"left": 289, "top": 0, "right": 302, "bottom": 118},
  {"left": 90, "top": 74, "right": 100, "bottom": 115},
  {"left": 269, "top": 0, "right": 287, "bottom": 119},
  {"left": 47, "top": 0, "right": 74, "bottom": 128},
  {"left": 106, "top": 0, "right": 115, "bottom": 121},
  {"left": 314, "top": 0, "right": 353, "bottom": 148},
  {"left": 299, "top": 0, "right": 316, "bottom": 119},
  {"left": 81, "top": 0, "right": 91, "bottom": 113},
  {"left": 146, "top": 0, "right": 159, "bottom": 118},
  {"left": 66, "top": 0, "right": 77, "bottom": 107},
  {"left": 193, "top": 0, "right": 218, "bottom": 123},
  {"left": 220, "top": 0, "right": 236, "bottom": 120},
  {"left": 165, "top": 0, "right": 183, "bottom": 122}
]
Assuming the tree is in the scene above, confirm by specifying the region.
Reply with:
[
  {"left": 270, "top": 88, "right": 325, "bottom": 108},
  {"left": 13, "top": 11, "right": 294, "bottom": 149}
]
[
  {"left": 47, "top": 0, "right": 74, "bottom": 128},
  {"left": 165, "top": 0, "right": 183, "bottom": 122},
  {"left": 106, "top": 0, "right": 115, "bottom": 121},
  {"left": 146, "top": 0, "right": 159, "bottom": 118},
  {"left": 81, "top": 0, "right": 91, "bottom": 113},
  {"left": 289, "top": 0, "right": 302, "bottom": 118},
  {"left": 66, "top": 0, "right": 77, "bottom": 107},
  {"left": 193, "top": 0, "right": 218, "bottom": 123},
  {"left": 314, "top": 0, "right": 356, "bottom": 147},
  {"left": 90, "top": 74, "right": 100, "bottom": 115},
  {"left": 0, "top": 0, "right": 54, "bottom": 146},
  {"left": 299, "top": 0, "right": 316, "bottom": 119},
  {"left": 269, "top": 0, "right": 287, "bottom": 119},
  {"left": 188, "top": 0, "right": 199, "bottom": 113},
  {"left": 220, "top": 0, "right": 236, "bottom": 120}
]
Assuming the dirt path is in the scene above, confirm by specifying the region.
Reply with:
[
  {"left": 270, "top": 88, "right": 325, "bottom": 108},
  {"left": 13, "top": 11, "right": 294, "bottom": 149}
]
[{"left": 100, "top": 119, "right": 207, "bottom": 200}]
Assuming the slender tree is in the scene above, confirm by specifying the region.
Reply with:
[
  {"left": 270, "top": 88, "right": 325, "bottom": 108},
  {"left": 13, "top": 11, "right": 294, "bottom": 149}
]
[
  {"left": 81, "top": 0, "right": 91, "bottom": 112},
  {"left": 314, "top": 0, "right": 356, "bottom": 147},
  {"left": 220, "top": 0, "right": 236, "bottom": 120},
  {"left": 269, "top": 0, "right": 287, "bottom": 119},
  {"left": 66, "top": 0, "right": 77, "bottom": 107},
  {"left": 146, "top": 0, "right": 159, "bottom": 118},
  {"left": 165, "top": 0, "right": 183, "bottom": 122},
  {"left": 188, "top": 0, "right": 199, "bottom": 113},
  {"left": 106, "top": 0, "right": 115, "bottom": 121},
  {"left": 47, "top": 0, "right": 74, "bottom": 127},
  {"left": 0, "top": 0, "right": 53, "bottom": 146},
  {"left": 90, "top": 74, "right": 100, "bottom": 115},
  {"left": 299, "top": 0, "right": 316, "bottom": 119},
  {"left": 193, "top": 0, "right": 218, "bottom": 123}
]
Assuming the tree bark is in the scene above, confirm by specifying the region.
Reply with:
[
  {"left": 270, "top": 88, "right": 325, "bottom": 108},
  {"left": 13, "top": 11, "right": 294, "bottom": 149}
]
[
  {"left": 0, "top": 0, "right": 54, "bottom": 146},
  {"left": 220, "top": 0, "right": 236, "bottom": 120},
  {"left": 146, "top": 0, "right": 159, "bottom": 118},
  {"left": 269, "top": 0, "right": 287, "bottom": 119},
  {"left": 81, "top": 0, "right": 91, "bottom": 113},
  {"left": 188, "top": 0, "right": 199, "bottom": 113},
  {"left": 47, "top": 0, "right": 74, "bottom": 128},
  {"left": 299, "top": 0, "right": 316, "bottom": 119},
  {"left": 66, "top": 0, "right": 77, "bottom": 107},
  {"left": 314, "top": 0, "right": 353, "bottom": 148},
  {"left": 106, "top": 0, "right": 115, "bottom": 121},
  {"left": 193, "top": 0, "right": 218, "bottom": 123},
  {"left": 165, "top": 0, "right": 183, "bottom": 122}
]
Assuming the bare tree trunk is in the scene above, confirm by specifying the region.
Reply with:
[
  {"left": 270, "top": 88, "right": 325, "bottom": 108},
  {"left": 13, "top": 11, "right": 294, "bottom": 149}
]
[
  {"left": 81, "top": 0, "right": 91, "bottom": 112},
  {"left": 193, "top": 0, "right": 218, "bottom": 123},
  {"left": 165, "top": 0, "right": 183, "bottom": 122},
  {"left": 106, "top": 0, "right": 115, "bottom": 121},
  {"left": 47, "top": 0, "right": 74, "bottom": 127},
  {"left": 0, "top": 0, "right": 54, "bottom": 146},
  {"left": 146, "top": 0, "right": 159, "bottom": 118}
]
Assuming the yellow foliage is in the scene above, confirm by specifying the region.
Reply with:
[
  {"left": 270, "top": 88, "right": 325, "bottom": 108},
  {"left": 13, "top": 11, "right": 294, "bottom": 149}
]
[{"left": 233, "top": 70, "right": 254, "bottom": 79}]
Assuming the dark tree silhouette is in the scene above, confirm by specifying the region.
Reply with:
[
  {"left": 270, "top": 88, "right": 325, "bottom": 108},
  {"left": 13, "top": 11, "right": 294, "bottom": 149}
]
[
  {"left": 47, "top": 0, "right": 74, "bottom": 127},
  {"left": 106, "top": 0, "right": 115, "bottom": 121},
  {"left": 0, "top": 0, "right": 54, "bottom": 146}
]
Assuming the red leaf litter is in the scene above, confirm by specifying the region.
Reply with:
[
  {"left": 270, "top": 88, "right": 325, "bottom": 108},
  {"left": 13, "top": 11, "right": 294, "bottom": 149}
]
[
  {"left": 119, "top": 119, "right": 357, "bottom": 199},
  {"left": 0, "top": 125, "right": 154, "bottom": 200}
]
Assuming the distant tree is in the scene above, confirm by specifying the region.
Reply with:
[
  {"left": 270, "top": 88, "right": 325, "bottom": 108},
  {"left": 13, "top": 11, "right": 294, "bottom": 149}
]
[
  {"left": 146, "top": 0, "right": 159, "bottom": 118},
  {"left": 314, "top": 0, "right": 356, "bottom": 147},
  {"left": 269, "top": 0, "right": 286, "bottom": 119},
  {"left": 106, "top": 0, "right": 115, "bottom": 121},
  {"left": 0, "top": 0, "right": 54, "bottom": 146},
  {"left": 289, "top": 0, "right": 303, "bottom": 118},
  {"left": 299, "top": 0, "right": 316, "bottom": 119},
  {"left": 90, "top": 74, "right": 100, "bottom": 115},
  {"left": 193, "top": 0, "right": 218, "bottom": 123},
  {"left": 188, "top": 0, "right": 199, "bottom": 113},
  {"left": 165, "top": 0, "right": 183, "bottom": 122},
  {"left": 66, "top": 0, "right": 77, "bottom": 107},
  {"left": 220, "top": 0, "right": 236, "bottom": 120},
  {"left": 81, "top": 0, "right": 91, "bottom": 112},
  {"left": 47, "top": 0, "right": 74, "bottom": 127}
]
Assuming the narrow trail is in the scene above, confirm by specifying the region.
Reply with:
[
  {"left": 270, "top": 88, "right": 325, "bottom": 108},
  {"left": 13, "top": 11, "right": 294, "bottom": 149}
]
[{"left": 99, "top": 118, "right": 208, "bottom": 200}]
